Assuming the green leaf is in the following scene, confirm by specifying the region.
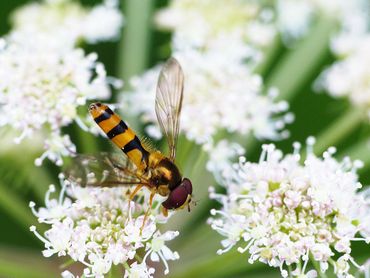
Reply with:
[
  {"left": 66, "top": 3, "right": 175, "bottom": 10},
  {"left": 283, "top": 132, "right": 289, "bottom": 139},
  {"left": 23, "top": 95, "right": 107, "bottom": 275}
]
[
  {"left": 266, "top": 16, "right": 337, "bottom": 101},
  {"left": 0, "top": 247, "right": 59, "bottom": 278},
  {"left": 313, "top": 107, "right": 365, "bottom": 155},
  {"left": 118, "top": 0, "right": 154, "bottom": 86},
  {"left": 0, "top": 181, "right": 37, "bottom": 232}
]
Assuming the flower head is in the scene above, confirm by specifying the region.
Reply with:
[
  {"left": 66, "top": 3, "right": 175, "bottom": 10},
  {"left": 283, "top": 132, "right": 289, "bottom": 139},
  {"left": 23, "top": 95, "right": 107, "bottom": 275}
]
[
  {"left": 156, "top": 0, "right": 275, "bottom": 52},
  {"left": 276, "top": 0, "right": 368, "bottom": 42},
  {"left": 11, "top": 0, "right": 123, "bottom": 47},
  {"left": 155, "top": 0, "right": 276, "bottom": 72},
  {"left": 313, "top": 0, "right": 370, "bottom": 116},
  {"left": 0, "top": 33, "right": 113, "bottom": 165},
  {"left": 30, "top": 175, "right": 180, "bottom": 277},
  {"left": 209, "top": 140, "right": 370, "bottom": 277},
  {"left": 317, "top": 35, "right": 370, "bottom": 116},
  {"left": 122, "top": 48, "right": 292, "bottom": 145}
]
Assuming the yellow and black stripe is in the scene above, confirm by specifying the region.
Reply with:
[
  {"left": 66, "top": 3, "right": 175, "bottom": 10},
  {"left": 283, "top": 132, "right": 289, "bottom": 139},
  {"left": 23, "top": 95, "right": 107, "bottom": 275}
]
[{"left": 89, "top": 102, "right": 149, "bottom": 171}]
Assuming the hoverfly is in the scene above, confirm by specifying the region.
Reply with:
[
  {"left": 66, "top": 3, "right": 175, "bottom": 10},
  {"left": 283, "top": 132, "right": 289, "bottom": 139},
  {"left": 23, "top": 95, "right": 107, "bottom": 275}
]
[{"left": 68, "top": 58, "right": 192, "bottom": 225}]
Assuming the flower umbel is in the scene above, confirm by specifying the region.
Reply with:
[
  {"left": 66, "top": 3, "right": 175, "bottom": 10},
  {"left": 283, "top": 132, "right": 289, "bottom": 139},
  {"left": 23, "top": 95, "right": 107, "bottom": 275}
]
[
  {"left": 30, "top": 174, "right": 180, "bottom": 277},
  {"left": 11, "top": 0, "right": 123, "bottom": 47},
  {"left": 209, "top": 140, "right": 370, "bottom": 277},
  {"left": 156, "top": 0, "right": 275, "bottom": 53},
  {"left": 122, "top": 48, "right": 292, "bottom": 145},
  {"left": 0, "top": 34, "right": 113, "bottom": 165}
]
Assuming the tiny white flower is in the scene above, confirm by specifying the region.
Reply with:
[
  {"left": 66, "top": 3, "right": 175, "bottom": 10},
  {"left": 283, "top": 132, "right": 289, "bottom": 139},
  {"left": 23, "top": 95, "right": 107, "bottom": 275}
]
[
  {"left": 61, "top": 270, "right": 79, "bottom": 278},
  {"left": 144, "top": 231, "right": 180, "bottom": 275},
  {"left": 124, "top": 262, "right": 155, "bottom": 278}
]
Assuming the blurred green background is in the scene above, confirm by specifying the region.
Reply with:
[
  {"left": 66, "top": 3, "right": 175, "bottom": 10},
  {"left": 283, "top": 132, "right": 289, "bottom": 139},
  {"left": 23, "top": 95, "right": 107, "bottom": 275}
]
[{"left": 0, "top": 0, "right": 369, "bottom": 277}]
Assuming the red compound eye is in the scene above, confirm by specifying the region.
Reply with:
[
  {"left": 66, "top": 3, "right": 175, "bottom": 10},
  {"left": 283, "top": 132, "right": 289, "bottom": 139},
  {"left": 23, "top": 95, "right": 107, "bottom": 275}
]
[{"left": 162, "top": 178, "right": 192, "bottom": 210}]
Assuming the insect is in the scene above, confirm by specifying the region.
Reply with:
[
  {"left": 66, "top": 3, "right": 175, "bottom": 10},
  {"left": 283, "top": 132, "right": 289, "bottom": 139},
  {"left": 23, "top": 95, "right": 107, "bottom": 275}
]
[{"left": 70, "top": 58, "right": 192, "bottom": 224}]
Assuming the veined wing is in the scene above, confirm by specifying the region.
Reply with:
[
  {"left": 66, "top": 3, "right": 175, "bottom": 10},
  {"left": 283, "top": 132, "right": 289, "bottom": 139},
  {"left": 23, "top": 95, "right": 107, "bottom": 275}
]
[
  {"left": 155, "top": 57, "right": 184, "bottom": 162},
  {"left": 65, "top": 153, "right": 150, "bottom": 188}
]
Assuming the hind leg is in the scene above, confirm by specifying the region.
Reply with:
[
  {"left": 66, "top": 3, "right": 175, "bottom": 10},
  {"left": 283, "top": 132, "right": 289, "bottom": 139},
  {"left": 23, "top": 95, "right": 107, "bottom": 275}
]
[
  {"left": 140, "top": 190, "right": 155, "bottom": 234},
  {"left": 127, "top": 184, "right": 143, "bottom": 214}
]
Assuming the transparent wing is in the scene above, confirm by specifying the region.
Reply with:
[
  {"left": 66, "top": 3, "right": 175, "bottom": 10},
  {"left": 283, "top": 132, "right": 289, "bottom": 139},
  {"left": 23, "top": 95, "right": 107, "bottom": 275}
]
[
  {"left": 155, "top": 57, "right": 184, "bottom": 161},
  {"left": 65, "top": 153, "right": 150, "bottom": 188}
]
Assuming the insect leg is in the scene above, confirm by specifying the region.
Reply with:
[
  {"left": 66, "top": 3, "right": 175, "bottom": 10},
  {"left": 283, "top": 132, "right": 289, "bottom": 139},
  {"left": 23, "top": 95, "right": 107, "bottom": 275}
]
[
  {"left": 129, "top": 184, "right": 144, "bottom": 200},
  {"left": 127, "top": 184, "right": 144, "bottom": 214},
  {"left": 140, "top": 190, "right": 155, "bottom": 235},
  {"left": 161, "top": 206, "right": 168, "bottom": 217}
]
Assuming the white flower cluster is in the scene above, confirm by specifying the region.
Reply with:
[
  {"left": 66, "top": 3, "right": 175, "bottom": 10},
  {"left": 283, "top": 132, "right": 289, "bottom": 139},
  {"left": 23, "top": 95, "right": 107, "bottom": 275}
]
[
  {"left": 316, "top": 3, "right": 370, "bottom": 117},
  {"left": 123, "top": 48, "right": 292, "bottom": 146},
  {"left": 318, "top": 37, "right": 370, "bottom": 111},
  {"left": 156, "top": 0, "right": 275, "bottom": 65},
  {"left": 209, "top": 140, "right": 370, "bottom": 277},
  {"left": 30, "top": 175, "right": 180, "bottom": 278},
  {"left": 0, "top": 0, "right": 123, "bottom": 165},
  {"left": 122, "top": 0, "right": 293, "bottom": 155},
  {"left": 0, "top": 35, "right": 111, "bottom": 166},
  {"left": 276, "top": 0, "right": 368, "bottom": 42},
  {"left": 11, "top": 0, "right": 123, "bottom": 47}
]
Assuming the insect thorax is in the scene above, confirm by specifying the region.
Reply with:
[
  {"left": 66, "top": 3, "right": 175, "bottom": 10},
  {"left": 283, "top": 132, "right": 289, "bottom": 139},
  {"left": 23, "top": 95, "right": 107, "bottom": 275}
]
[{"left": 146, "top": 152, "right": 182, "bottom": 195}]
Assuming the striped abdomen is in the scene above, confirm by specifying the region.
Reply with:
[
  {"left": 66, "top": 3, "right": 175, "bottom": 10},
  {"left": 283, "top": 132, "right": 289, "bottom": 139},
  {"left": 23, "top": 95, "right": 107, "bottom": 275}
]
[{"left": 89, "top": 102, "right": 149, "bottom": 171}]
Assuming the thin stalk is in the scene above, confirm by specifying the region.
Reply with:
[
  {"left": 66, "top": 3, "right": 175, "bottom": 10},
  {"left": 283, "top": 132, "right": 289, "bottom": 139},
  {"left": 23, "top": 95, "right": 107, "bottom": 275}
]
[
  {"left": 338, "top": 137, "right": 370, "bottom": 169},
  {"left": 255, "top": 34, "right": 284, "bottom": 78},
  {"left": 0, "top": 259, "right": 57, "bottom": 278},
  {"left": 118, "top": 0, "right": 154, "bottom": 85},
  {"left": 24, "top": 163, "right": 55, "bottom": 202},
  {"left": 288, "top": 265, "right": 293, "bottom": 278},
  {"left": 174, "top": 135, "right": 196, "bottom": 173},
  {"left": 0, "top": 181, "right": 36, "bottom": 230},
  {"left": 169, "top": 248, "right": 259, "bottom": 278},
  {"left": 75, "top": 127, "right": 100, "bottom": 154},
  {"left": 0, "top": 153, "right": 55, "bottom": 203},
  {"left": 311, "top": 257, "right": 328, "bottom": 278},
  {"left": 266, "top": 16, "right": 337, "bottom": 102},
  {"left": 313, "top": 107, "right": 364, "bottom": 155}
]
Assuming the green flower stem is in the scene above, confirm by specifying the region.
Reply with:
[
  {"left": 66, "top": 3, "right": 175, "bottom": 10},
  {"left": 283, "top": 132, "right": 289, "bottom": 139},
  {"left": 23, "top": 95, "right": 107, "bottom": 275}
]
[
  {"left": 110, "top": 265, "right": 124, "bottom": 278},
  {"left": 0, "top": 181, "right": 37, "bottom": 231},
  {"left": 265, "top": 16, "right": 337, "bottom": 102},
  {"left": 311, "top": 257, "right": 328, "bottom": 278},
  {"left": 134, "top": 254, "right": 143, "bottom": 263},
  {"left": 59, "top": 259, "right": 75, "bottom": 269},
  {"left": 313, "top": 107, "right": 364, "bottom": 156},
  {"left": 169, "top": 248, "right": 260, "bottom": 278},
  {"left": 0, "top": 154, "right": 54, "bottom": 203},
  {"left": 24, "top": 166, "right": 55, "bottom": 202},
  {"left": 173, "top": 223, "right": 220, "bottom": 261},
  {"left": 288, "top": 265, "right": 293, "bottom": 278},
  {"left": 338, "top": 137, "right": 370, "bottom": 168},
  {"left": 255, "top": 34, "right": 284, "bottom": 77},
  {"left": 0, "top": 257, "right": 57, "bottom": 278},
  {"left": 118, "top": 0, "right": 154, "bottom": 85},
  {"left": 175, "top": 135, "right": 197, "bottom": 173},
  {"left": 74, "top": 126, "right": 100, "bottom": 154}
]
